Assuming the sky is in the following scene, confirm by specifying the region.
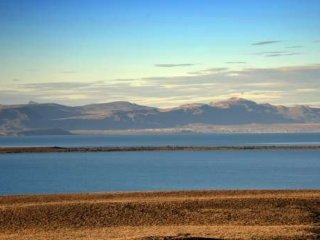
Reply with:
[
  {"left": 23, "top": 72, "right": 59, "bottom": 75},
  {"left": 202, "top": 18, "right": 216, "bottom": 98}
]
[{"left": 0, "top": 0, "right": 319, "bottom": 107}]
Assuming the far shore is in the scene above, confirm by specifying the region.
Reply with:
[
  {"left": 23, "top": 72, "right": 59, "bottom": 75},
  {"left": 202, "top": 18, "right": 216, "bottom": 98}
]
[
  {"left": 1, "top": 145, "right": 320, "bottom": 154},
  {"left": 2, "top": 123, "right": 320, "bottom": 136}
]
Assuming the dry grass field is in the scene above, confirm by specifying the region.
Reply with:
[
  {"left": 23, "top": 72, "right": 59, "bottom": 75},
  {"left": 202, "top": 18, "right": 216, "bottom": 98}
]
[{"left": 0, "top": 190, "right": 319, "bottom": 239}]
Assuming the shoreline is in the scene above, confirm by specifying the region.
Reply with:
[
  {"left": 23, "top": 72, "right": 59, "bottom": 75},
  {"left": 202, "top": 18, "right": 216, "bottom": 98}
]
[
  {"left": 1, "top": 145, "right": 320, "bottom": 154},
  {"left": 1, "top": 188, "right": 319, "bottom": 197},
  {"left": 0, "top": 190, "right": 319, "bottom": 239}
]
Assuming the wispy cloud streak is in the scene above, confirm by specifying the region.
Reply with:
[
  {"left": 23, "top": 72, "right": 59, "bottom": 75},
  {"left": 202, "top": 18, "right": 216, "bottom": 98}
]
[
  {"left": 252, "top": 41, "right": 281, "bottom": 46},
  {"left": 254, "top": 51, "right": 302, "bottom": 57}
]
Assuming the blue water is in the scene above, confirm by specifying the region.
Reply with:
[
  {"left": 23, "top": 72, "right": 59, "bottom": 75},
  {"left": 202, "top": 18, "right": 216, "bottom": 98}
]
[
  {"left": 0, "top": 150, "right": 319, "bottom": 195},
  {"left": 0, "top": 133, "right": 319, "bottom": 147}
]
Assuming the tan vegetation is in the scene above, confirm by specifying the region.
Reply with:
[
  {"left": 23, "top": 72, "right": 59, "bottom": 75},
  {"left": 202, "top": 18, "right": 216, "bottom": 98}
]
[{"left": 0, "top": 190, "right": 319, "bottom": 239}]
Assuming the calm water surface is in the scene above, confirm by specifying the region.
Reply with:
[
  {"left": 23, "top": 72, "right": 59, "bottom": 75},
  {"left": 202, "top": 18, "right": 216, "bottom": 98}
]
[
  {"left": 0, "top": 133, "right": 319, "bottom": 147},
  {"left": 0, "top": 150, "right": 319, "bottom": 195}
]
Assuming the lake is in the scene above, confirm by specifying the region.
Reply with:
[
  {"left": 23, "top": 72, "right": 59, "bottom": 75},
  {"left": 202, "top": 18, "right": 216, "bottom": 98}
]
[
  {"left": 0, "top": 133, "right": 319, "bottom": 195},
  {"left": 0, "top": 133, "right": 320, "bottom": 147},
  {"left": 0, "top": 150, "right": 319, "bottom": 195}
]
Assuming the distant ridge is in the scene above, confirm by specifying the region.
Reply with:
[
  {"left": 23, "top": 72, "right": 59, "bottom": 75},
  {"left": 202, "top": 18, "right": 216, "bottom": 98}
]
[
  {"left": 0, "top": 98, "right": 320, "bottom": 135},
  {"left": 28, "top": 100, "right": 39, "bottom": 105}
]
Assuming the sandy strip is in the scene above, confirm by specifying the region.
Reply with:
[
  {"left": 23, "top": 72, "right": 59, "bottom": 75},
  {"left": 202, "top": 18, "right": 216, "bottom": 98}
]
[{"left": 1, "top": 145, "right": 320, "bottom": 154}]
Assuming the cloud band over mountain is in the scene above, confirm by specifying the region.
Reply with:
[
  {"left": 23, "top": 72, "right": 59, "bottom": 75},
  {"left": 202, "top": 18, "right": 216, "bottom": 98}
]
[{"left": 1, "top": 64, "right": 319, "bottom": 107}]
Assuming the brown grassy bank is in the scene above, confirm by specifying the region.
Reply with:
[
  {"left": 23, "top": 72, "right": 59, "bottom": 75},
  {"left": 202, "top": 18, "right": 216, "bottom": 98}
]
[
  {"left": 1, "top": 145, "right": 320, "bottom": 154},
  {"left": 0, "top": 190, "right": 319, "bottom": 239}
]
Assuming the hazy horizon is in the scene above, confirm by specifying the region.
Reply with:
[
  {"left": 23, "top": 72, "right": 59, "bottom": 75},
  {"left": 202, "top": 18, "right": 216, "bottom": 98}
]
[
  {"left": 1, "top": 96, "right": 320, "bottom": 108},
  {"left": 1, "top": 0, "right": 319, "bottom": 107}
]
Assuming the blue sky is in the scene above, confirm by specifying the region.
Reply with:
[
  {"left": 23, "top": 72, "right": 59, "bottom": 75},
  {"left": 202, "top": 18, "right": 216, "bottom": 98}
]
[{"left": 0, "top": 0, "right": 319, "bottom": 106}]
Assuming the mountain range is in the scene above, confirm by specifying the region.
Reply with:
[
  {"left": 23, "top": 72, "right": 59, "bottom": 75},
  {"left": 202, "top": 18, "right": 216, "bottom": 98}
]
[{"left": 1, "top": 97, "right": 320, "bottom": 135}]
